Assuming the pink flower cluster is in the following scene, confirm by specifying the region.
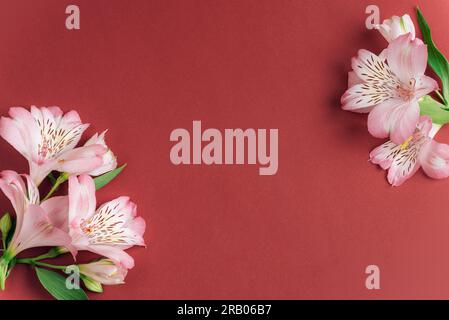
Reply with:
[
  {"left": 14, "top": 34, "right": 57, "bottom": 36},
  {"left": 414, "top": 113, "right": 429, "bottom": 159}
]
[
  {"left": 0, "top": 106, "right": 146, "bottom": 295},
  {"left": 341, "top": 13, "right": 449, "bottom": 186}
]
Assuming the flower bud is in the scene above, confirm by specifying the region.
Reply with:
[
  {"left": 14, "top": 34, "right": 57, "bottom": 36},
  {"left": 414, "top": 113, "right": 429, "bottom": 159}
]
[
  {"left": 375, "top": 14, "right": 415, "bottom": 43},
  {"left": 0, "top": 213, "right": 12, "bottom": 240},
  {"left": 84, "top": 131, "right": 117, "bottom": 176},
  {"left": 78, "top": 259, "right": 127, "bottom": 285},
  {"left": 81, "top": 276, "right": 103, "bottom": 293}
]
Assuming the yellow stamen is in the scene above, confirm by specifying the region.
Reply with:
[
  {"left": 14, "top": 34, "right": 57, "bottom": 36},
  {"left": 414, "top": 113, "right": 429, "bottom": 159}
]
[{"left": 400, "top": 136, "right": 413, "bottom": 150}]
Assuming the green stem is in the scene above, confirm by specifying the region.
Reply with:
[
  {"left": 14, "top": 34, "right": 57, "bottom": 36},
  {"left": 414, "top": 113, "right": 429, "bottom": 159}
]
[
  {"left": 16, "top": 259, "right": 67, "bottom": 270},
  {"left": 31, "top": 253, "right": 53, "bottom": 261},
  {"left": 41, "top": 172, "right": 69, "bottom": 202},
  {"left": 0, "top": 258, "right": 8, "bottom": 290},
  {"left": 32, "top": 252, "right": 58, "bottom": 261},
  {"left": 24, "top": 246, "right": 68, "bottom": 262},
  {"left": 0, "top": 249, "right": 15, "bottom": 290},
  {"left": 47, "top": 172, "right": 57, "bottom": 185}
]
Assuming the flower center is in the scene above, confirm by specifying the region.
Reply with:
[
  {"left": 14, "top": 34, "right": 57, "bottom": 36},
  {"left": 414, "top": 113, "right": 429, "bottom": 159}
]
[
  {"left": 80, "top": 219, "right": 93, "bottom": 235},
  {"left": 38, "top": 139, "right": 54, "bottom": 163},
  {"left": 396, "top": 78, "right": 416, "bottom": 101}
]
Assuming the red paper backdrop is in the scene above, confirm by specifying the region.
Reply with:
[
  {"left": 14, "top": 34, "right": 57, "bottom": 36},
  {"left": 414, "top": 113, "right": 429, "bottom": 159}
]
[{"left": 0, "top": 0, "right": 449, "bottom": 300}]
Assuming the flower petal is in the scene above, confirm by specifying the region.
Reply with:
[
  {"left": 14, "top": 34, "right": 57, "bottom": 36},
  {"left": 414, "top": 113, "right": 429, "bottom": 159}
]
[
  {"left": 22, "top": 174, "right": 39, "bottom": 205},
  {"left": 0, "top": 108, "right": 40, "bottom": 161},
  {"left": 387, "top": 34, "right": 427, "bottom": 83},
  {"left": 370, "top": 141, "right": 401, "bottom": 170},
  {"left": 84, "top": 131, "right": 118, "bottom": 176},
  {"left": 420, "top": 141, "right": 449, "bottom": 179},
  {"left": 347, "top": 71, "right": 363, "bottom": 87},
  {"left": 80, "top": 244, "right": 135, "bottom": 269},
  {"left": 0, "top": 171, "right": 27, "bottom": 233},
  {"left": 417, "top": 115, "right": 433, "bottom": 137},
  {"left": 342, "top": 49, "right": 401, "bottom": 112},
  {"left": 10, "top": 204, "right": 74, "bottom": 255},
  {"left": 414, "top": 75, "right": 439, "bottom": 98},
  {"left": 68, "top": 175, "right": 97, "bottom": 226},
  {"left": 86, "top": 196, "right": 145, "bottom": 248},
  {"left": 29, "top": 161, "right": 57, "bottom": 186},
  {"left": 41, "top": 196, "right": 69, "bottom": 231},
  {"left": 30, "top": 106, "right": 89, "bottom": 161},
  {"left": 367, "top": 99, "right": 405, "bottom": 140},
  {"left": 55, "top": 145, "right": 107, "bottom": 175},
  {"left": 387, "top": 141, "right": 426, "bottom": 186},
  {"left": 351, "top": 49, "right": 400, "bottom": 85},
  {"left": 389, "top": 101, "right": 420, "bottom": 144},
  {"left": 342, "top": 83, "right": 389, "bottom": 113}
]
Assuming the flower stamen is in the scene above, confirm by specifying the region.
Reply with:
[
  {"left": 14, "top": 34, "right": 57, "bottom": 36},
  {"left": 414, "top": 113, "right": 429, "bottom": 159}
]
[{"left": 400, "top": 136, "right": 414, "bottom": 150}]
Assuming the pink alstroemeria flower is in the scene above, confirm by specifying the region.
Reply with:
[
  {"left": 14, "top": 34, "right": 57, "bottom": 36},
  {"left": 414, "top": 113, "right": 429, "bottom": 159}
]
[
  {"left": 341, "top": 33, "right": 438, "bottom": 144},
  {"left": 0, "top": 171, "right": 73, "bottom": 289},
  {"left": 0, "top": 171, "right": 73, "bottom": 255},
  {"left": 0, "top": 106, "right": 108, "bottom": 185},
  {"left": 84, "top": 131, "right": 117, "bottom": 176},
  {"left": 76, "top": 259, "right": 127, "bottom": 285},
  {"left": 374, "top": 14, "right": 415, "bottom": 43},
  {"left": 68, "top": 175, "right": 145, "bottom": 269},
  {"left": 370, "top": 116, "right": 449, "bottom": 186}
]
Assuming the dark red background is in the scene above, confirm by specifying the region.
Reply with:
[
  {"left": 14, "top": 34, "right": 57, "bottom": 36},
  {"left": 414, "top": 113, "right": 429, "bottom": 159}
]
[{"left": 1, "top": 0, "right": 449, "bottom": 300}]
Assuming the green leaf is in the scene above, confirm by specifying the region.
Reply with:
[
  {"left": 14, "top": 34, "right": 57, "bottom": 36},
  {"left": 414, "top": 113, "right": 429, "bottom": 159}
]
[
  {"left": 419, "top": 95, "right": 449, "bottom": 124},
  {"left": 35, "top": 267, "right": 88, "bottom": 300},
  {"left": 417, "top": 7, "right": 449, "bottom": 105},
  {"left": 94, "top": 164, "right": 126, "bottom": 190}
]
